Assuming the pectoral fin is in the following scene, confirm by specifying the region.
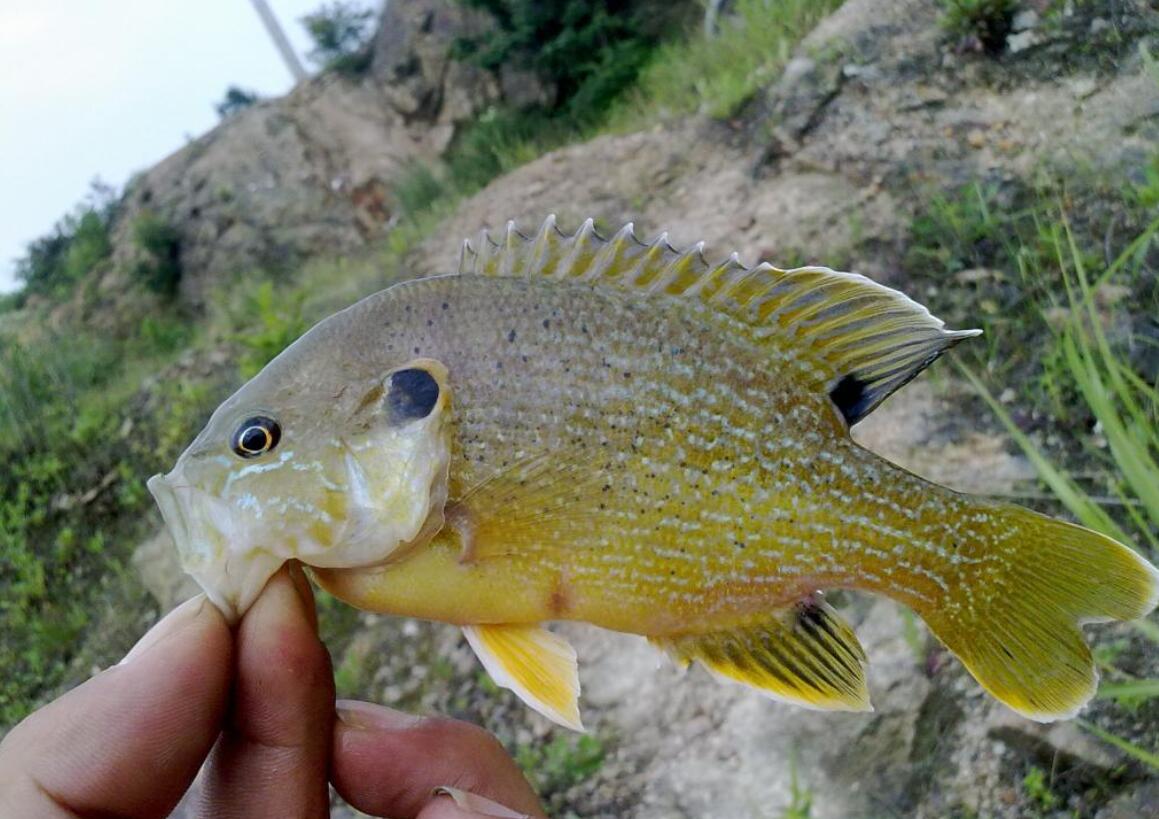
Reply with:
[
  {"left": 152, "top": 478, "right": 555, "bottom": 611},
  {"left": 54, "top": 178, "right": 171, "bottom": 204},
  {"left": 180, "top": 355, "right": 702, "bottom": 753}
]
[
  {"left": 463, "top": 623, "right": 584, "bottom": 731},
  {"left": 651, "top": 597, "right": 871, "bottom": 711}
]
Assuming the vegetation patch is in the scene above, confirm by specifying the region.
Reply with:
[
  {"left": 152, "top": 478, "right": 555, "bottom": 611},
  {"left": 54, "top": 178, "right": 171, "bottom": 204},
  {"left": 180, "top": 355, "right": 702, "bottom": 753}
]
[
  {"left": 516, "top": 733, "right": 607, "bottom": 810},
  {"left": 607, "top": 0, "right": 844, "bottom": 125}
]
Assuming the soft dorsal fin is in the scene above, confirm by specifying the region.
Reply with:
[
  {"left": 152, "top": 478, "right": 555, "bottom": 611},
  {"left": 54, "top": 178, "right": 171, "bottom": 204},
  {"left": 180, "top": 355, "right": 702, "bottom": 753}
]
[{"left": 458, "top": 216, "right": 980, "bottom": 425}]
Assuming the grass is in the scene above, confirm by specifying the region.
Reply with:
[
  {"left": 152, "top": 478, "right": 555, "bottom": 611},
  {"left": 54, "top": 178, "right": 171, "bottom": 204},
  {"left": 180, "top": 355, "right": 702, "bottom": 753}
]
[
  {"left": 961, "top": 210, "right": 1159, "bottom": 773},
  {"left": 959, "top": 213, "right": 1159, "bottom": 553},
  {"left": 1077, "top": 720, "right": 1159, "bottom": 770},
  {"left": 607, "top": 0, "right": 844, "bottom": 126},
  {"left": 515, "top": 733, "right": 606, "bottom": 804},
  {"left": 781, "top": 746, "right": 814, "bottom": 818},
  {"left": 1021, "top": 765, "right": 1058, "bottom": 812}
]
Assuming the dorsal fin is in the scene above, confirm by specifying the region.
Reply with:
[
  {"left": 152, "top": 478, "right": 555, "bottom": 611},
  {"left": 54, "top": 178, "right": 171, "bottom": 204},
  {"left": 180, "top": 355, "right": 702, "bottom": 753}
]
[{"left": 458, "top": 215, "right": 981, "bottom": 425}]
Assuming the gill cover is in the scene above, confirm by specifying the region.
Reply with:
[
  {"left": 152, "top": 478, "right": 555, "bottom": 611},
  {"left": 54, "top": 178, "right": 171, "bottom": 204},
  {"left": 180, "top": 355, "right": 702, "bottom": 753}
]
[{"left": 147, "top": 359, "right": 453, "bottom": 622}]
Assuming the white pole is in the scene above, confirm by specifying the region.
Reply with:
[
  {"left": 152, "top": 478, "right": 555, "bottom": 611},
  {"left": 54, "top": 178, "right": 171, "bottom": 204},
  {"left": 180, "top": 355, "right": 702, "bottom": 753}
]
[{"left": 249, "top": 0, "right": 308, "bottom": 83}]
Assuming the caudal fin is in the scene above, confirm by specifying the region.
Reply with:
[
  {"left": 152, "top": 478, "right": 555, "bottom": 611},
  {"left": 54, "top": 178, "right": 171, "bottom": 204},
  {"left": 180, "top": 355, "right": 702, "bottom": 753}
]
[{"left": 918, "top": 505, "right": 1159, "bottom": 721}]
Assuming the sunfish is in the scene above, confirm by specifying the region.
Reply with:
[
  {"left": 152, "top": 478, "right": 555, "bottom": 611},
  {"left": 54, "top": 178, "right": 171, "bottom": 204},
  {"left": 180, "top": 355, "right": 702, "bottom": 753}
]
[{"left": 148, "top": 216, "right": 1159, "bottom": 730}]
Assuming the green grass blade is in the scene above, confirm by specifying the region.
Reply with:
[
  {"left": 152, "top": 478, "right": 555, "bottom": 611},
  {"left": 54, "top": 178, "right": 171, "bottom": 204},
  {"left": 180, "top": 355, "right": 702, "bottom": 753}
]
[
  {"left": 1096, "top": 679, "right": 1159, "bottom": 699},
  {"left": 957, "top": 360, "right": 1132, "bottom": 544},
  {"left": 1077, "top": 720, "right": 1159, "bottom": 769}
]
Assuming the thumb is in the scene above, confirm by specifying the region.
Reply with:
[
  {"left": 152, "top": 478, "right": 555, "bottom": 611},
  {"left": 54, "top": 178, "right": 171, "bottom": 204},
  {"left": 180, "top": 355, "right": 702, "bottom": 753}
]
[{"left": 0, "top": 594, "right": 232, "bottom": 818}]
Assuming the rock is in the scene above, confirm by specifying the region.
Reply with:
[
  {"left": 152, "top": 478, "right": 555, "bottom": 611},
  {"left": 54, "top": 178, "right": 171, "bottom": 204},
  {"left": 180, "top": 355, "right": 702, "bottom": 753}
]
[
  {"left": 370, "top": 0, "right": 502, "bottom": 125},
  {"left": 1011, "top": 9, "right": 1039, "bottom": 31},
  {"left": 1096, "top": 781, "right": 1159, "bottom": 819},
  {"left": 1007, "top": 30, "right": 1041, "bottom": 53},
  {"left": 107, "top": 75, "right": 445, "bottom": 307}
]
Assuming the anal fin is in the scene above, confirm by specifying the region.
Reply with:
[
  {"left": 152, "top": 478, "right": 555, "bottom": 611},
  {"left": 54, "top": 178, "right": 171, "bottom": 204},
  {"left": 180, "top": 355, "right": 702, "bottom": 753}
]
[
  {"left": 652, "top": 597, "right": 871, "bottom": 712},
  {"left": 463, "top": 624, "right": 584, "bottom": 731}
]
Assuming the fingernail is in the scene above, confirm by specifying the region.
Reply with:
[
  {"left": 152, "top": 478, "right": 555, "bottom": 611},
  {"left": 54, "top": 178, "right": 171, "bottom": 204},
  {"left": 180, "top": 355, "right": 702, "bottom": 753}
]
[
  {"left": 335, "top": 699, "right": 424, "bottom": 731},
  {"left": 433, "top": 786, "right": 531, "bottom": 818},
  {"left": 120, "top": 594, "right": 206, "bottom": 664},
  {"left": 287, "top": 561, "right": 317, "bottom": 629}
]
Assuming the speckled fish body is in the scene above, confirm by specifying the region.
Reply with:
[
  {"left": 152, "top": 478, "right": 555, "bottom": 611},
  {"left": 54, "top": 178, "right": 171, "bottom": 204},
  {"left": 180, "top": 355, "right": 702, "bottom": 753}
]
[
  {"left": 316, "top": 273, "right": 955, "bottom": 632},
  {"left": 150, "top": 217, "right": 1159, "bottom": 730}
]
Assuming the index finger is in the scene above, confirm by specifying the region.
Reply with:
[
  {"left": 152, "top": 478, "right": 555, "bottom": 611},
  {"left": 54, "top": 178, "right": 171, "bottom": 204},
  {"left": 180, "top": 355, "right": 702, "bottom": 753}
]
[
  {"left": 196, "top": 563, "right": 335, "bottom": 817},
  {"left": 331, "top": 701, "right": 546, "bottom": 819}
]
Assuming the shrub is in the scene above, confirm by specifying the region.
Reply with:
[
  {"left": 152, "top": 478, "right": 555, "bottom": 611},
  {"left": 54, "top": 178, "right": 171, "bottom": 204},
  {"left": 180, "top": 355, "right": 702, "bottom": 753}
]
[
  {"left": 455, "top": 0, "right": 668, "bottom": 120},
  {"left": 938, "top": 0, "right": 1017, "bottom": 53},
  {"left": 14, "top": 183, "right": 117, "bottom": 298},
  {"left": 215, "top": 85, "right": 260, "bottom": 119},
  {"left": 131, "top": 212, "right": 182, "bottom": 298},
  {"left": 301, "top": 1, "right": 376, "bottom": 74}
]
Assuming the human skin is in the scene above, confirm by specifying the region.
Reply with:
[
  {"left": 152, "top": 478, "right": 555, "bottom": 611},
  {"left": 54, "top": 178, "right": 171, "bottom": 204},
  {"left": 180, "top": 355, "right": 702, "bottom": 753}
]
[{"left": 0, "top": 564, "right": 545, "bottom": 819}]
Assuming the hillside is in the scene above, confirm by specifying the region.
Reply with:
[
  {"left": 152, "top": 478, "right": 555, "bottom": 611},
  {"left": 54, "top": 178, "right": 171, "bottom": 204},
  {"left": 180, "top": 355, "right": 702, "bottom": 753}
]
[{"left": 3, "top": 1, "right": 1159, "bottom": 816}]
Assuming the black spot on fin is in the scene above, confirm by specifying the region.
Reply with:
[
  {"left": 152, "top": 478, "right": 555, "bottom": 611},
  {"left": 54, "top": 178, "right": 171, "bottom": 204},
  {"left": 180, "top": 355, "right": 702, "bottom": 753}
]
[
  {"left": 829, "top": 374, "right": 869, "bottom": 426},
  {"left": 388, "top": 368, "right": 439, "bottom": 422},
  {"left": 649, "top": 600, "right": 871, "bottom": 711}
]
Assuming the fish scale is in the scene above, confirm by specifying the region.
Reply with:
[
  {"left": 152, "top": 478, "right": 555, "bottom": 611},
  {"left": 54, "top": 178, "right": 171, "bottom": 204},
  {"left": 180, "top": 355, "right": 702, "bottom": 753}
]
[{"left": 149, "top": 216, "right": 1159, "bottom": 729}]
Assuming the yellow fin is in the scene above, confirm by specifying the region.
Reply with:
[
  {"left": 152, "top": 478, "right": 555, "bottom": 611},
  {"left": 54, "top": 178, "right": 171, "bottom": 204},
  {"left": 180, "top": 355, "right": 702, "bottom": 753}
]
[
  {"left": 463, "top": 623, "right": 584, "bottom": 731},
  {"left": 652, "top": 597, "right": 871, "bottom": 711},
  {"left": 917, "top": 503, "right": 1159, "bottom": 721},
  {"left": 459, "top": 215, "right": 980, "bottom": 425},
  {"left": 449, "top": 454, "right": 605, "bottom": 563}
]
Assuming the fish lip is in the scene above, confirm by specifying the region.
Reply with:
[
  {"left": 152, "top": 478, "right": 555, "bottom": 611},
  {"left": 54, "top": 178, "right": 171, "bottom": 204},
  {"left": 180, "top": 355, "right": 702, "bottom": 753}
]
[
  {"left": 146, "top": 469, "right": 255, "bottom": 622},
  {"left": 147, "top": 471, "right": 189, "bottom": 557}
]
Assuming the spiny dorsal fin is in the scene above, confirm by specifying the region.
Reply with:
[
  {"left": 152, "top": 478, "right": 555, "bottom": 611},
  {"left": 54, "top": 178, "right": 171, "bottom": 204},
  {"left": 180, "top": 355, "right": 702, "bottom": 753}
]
[{"left": 458, "top": 215, "right": 981, "bottom": 425}]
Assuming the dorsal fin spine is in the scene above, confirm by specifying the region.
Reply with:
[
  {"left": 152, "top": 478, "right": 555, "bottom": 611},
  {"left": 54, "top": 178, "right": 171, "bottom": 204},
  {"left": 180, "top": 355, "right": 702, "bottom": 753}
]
[
  {"left": 529, "top": 213, "right": 558, "bottom": 278},
  {"left": 588, "top": 223, "right": 635, "bottom": 282},
  {"left": 456, "top": 216, "right": 981, "bottom": 425},
  {"left": 628, "top": 231, "right": 670, "bottom": 288}
]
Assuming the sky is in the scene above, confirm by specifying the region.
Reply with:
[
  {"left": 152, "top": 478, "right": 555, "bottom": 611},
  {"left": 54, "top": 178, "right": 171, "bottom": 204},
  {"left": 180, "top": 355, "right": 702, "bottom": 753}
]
[{"left": 0, "top": 0, "right": 346, "bottom": 292}]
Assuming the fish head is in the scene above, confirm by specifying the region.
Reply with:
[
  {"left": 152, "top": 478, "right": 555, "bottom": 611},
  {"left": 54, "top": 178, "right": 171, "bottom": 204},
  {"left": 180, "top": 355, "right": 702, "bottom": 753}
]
[{"left": 147, "top": 342, "right": 453, "bottom": 622}]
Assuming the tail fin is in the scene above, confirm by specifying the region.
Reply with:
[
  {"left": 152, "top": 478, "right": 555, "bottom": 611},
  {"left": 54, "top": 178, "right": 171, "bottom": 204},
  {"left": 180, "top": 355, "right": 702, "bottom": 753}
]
[{"left": 918, "top": 504, "right": 1159, "bottom": 721}]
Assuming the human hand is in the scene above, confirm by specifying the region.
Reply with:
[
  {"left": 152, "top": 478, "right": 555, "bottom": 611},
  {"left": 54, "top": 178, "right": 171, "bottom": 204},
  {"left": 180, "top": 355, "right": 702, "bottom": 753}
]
[{"left": 0, "top": 565, "right": 545, "bottom": 818}]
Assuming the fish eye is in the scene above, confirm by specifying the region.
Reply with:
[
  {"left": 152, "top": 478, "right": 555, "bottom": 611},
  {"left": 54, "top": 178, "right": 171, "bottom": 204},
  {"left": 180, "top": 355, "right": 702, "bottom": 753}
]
[{"left": 231, "top": 416, "right": 281, "bottom": 459}]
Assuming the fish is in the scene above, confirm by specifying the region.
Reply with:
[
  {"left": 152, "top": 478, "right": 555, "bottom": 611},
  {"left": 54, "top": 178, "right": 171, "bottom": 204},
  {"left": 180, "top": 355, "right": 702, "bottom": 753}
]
[{"left": 148, "top": 215, "right": 1159, "bottom": 730}]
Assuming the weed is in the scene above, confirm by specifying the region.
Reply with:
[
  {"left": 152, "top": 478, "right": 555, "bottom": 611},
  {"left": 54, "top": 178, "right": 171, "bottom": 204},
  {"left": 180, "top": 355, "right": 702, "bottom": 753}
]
[
  {"left": 136, "top": 315, "right": 194, "bottom": 356},
  {"left": 782, "top": 746, "right": 813, "bottom": 818},
  {"left": 234, "top": 280, "right": 309, "bottom": 378},
  {"left": 1021, "top": 765, "right": 1058, "bottom": 811},
  {"left": 516, "top": 734, "right": 606, "bottom": 797},
  {"left": 961, "top": 214, "right": 1159, "bottom": 551},
  {"left": 132, "top": 211, "right": 183, "bottom": 298},
  {"left": 1132, "top": 152, "right": 1159, "bottom": 210},
  {"left": 1077, "top": 720, "right": 1159, "bottom": 770},
  {"left": 938, "top": 0, "right": 1017, "bottom": 53},
  {"left": 300, "top": 1, "right": 375, "bottom": 75},
  {"left": 444, "top": 107, "right": 580, "bottom": 196},
  {"left": 395, "top": 163, "right": 450, "bottom": 221}
]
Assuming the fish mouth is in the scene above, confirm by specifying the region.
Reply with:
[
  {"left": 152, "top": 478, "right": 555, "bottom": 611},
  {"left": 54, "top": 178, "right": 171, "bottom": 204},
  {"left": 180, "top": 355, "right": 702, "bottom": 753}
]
[
  {"left": 147, "top": 470, "right": 280, "bottom": 623},
  {"left": 147, "top": 472, "right": 190, "bottom": 559}
]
